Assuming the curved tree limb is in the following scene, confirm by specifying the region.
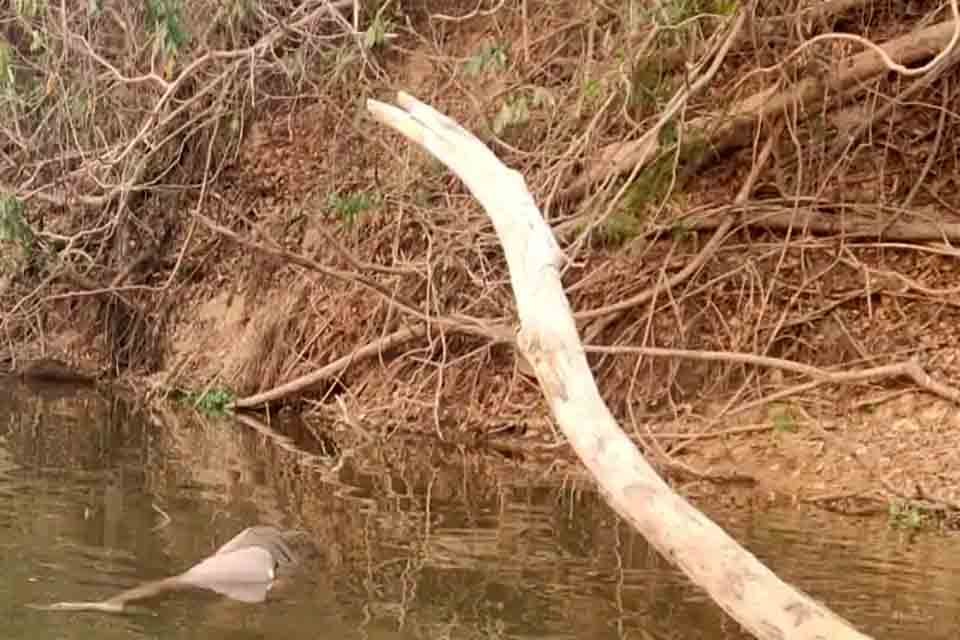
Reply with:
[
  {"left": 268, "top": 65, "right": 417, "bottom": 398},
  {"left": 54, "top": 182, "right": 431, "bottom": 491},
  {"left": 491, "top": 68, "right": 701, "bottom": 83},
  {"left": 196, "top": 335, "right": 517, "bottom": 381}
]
[
  {"left": 366, "top": 91, "right": 872, "bottom": 640},
  {"left": 198, "top": 214, "right": 519, "bottom": 409},
  {"left": 231, "top": 325, "right": 426, "bottom": 409}
]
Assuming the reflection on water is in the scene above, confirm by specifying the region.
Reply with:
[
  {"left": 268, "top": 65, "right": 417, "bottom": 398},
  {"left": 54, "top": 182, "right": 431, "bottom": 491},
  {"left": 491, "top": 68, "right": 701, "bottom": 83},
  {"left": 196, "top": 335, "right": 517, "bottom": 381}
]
[{"left": 1, "top": 378, "right": 959, "bottom": 639}]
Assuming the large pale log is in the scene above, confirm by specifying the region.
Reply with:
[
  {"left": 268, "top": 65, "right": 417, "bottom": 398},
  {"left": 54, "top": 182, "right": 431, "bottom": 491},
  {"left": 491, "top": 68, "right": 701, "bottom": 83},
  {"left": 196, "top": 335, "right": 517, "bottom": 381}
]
[{"left": 366, "top": 92, "right": 873, "bottom": 640}]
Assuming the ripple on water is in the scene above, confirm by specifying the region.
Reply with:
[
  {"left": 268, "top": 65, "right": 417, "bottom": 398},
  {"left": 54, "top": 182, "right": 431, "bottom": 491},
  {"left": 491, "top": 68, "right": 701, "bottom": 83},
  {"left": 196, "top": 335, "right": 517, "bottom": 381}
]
[{"left": 4, "top": 381, "right": 960, "bottom": 640}]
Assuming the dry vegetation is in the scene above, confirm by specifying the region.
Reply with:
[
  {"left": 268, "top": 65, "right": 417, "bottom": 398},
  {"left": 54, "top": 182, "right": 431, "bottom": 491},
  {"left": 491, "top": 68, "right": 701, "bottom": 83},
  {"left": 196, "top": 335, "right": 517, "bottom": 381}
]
[{"left": 2, "top": 0, "right": 960, "bottom": 510}]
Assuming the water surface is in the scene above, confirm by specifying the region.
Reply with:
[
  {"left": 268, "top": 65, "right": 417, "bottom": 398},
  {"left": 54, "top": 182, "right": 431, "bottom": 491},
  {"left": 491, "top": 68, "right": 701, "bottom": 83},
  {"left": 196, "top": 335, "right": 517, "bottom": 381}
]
[{"left": 1, "top": 379, "right": 958, "bottom": 639}]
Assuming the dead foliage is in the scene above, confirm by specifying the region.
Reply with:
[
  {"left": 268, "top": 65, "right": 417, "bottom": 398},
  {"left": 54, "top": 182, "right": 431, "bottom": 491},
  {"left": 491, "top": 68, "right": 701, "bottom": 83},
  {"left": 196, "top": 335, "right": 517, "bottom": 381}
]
[
  {"left": 0, "top": 0, "right": 358, "bottom": 371},
  {"left": 3, "top": 0, "right": 960, "bottom": 479}
]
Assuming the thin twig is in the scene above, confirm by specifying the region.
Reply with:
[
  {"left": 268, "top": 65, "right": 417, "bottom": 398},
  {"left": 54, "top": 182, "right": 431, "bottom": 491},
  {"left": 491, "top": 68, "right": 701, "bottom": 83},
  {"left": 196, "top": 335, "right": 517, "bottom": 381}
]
[{"left": 587, "top": 343, "right": 960, "bottom": 404}]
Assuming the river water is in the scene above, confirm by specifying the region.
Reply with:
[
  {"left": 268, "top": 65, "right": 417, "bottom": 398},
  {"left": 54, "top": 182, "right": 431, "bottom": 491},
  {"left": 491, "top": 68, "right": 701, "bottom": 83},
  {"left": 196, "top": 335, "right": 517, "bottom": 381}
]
[{"left": 1, "top": 379, "right": 958, "bottom": 639}]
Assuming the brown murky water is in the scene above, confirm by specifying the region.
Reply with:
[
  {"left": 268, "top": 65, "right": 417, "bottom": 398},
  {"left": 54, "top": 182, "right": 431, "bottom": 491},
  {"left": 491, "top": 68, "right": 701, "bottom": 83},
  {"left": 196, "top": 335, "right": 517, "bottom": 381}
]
[{"left": 1, "top": 379, "right": 958, "bottom": 639}]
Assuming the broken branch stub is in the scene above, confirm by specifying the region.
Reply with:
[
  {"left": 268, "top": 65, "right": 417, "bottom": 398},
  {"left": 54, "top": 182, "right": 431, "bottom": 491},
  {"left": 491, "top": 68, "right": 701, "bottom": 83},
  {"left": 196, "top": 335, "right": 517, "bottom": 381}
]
[{"left": 366, "top": 92, "right": 873, "bottom": 640}]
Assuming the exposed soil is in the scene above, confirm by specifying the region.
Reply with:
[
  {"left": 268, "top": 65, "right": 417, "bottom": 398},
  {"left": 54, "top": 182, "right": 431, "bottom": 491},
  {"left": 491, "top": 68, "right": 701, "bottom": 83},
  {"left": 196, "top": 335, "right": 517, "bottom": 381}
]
[{"left": 5, "top": 0, "right": 960, "bottom": 520}]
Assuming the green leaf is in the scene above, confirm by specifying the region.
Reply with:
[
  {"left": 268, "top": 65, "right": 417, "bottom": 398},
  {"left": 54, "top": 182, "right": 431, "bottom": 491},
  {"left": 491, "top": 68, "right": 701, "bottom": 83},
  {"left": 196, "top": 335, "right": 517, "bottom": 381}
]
[
  {"left": 0, "top": 195, "right": 31, "bottom": 246},
  {"left": 328, "top": 191, "right": 380, "bottom": 228},
  {"left": 768, "top": 404, "right": 798, "bottom": 433},
  {"left": 464, "top": 44, "right": 508, "bottom": 77},
  {"left": 583, "top": 78, "right": 602, "bottom": 101},
  {"left": 364, "top": 14, "right": 391, "bottom": 49},
  {"left": 670, "top": 220, "right": 691, "bottom": 241},
  {"left": 714, "top": 0, "right": 738, "bottom": 15},
  {"left": 0, "top": 195, "right": 34, "bottom": 275},
  {"left": 146, "top": 0, "right": 190, "bottom": 54},
  {"left": 492, "top": 96, "right": 529, "bottom": 136},
  {"left": 177, "top": 387, "right": 236, "bottom": 416},
  {"left": 0, "top": 40, "right": 13, "bottom": 89}
]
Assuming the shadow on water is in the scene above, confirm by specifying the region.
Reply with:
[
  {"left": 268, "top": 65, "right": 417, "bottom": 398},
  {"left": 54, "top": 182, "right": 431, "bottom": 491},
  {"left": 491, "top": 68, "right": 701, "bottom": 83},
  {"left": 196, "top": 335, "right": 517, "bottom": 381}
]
[{"left": 1, "top": 378, "right": 959, "bottom": 639}]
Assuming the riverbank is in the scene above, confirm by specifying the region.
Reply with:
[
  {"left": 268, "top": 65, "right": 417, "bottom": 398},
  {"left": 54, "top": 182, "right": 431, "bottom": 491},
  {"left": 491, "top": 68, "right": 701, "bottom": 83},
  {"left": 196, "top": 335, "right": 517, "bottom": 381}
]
[
  {"left": 4, "top": 0, "right": 960, "bottom": 520},
  {"left": 4, "top": 379, "right": 954, "bottom": 639}
]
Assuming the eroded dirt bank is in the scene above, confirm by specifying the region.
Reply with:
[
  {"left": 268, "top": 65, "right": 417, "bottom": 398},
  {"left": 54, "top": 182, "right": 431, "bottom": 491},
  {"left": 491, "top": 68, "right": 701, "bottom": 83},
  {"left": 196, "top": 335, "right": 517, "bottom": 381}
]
[{"left": 4, "top": 0, "right": 960, "bottom": 519}]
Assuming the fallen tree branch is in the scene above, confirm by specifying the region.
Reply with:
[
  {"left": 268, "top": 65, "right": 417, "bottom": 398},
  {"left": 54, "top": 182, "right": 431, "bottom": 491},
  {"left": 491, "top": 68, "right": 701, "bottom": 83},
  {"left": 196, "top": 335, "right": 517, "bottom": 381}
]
[
  {"left": 710, "top": 17, "right": 959, "bottom": 152},
  {"left": 683, "top": 202, "right": 960, "bottom": 244},
  {"left": 230, "top": 325, "right": 426, "bottom": 409},
  {"left": 564, "top": 16, "right": 959, "bottom": 206},
  {"left": 367, "top": 91, "right": 873, "bottom": 640},
  {"left": 827, "top": 35, "right": 960, "bottom": 159},
  {"left": 577, "top": 119, "right": 784, "bottom": 332},
  {"left": 586, "top": 344, "right": 960, "bottom": 405},
  {"left": 197, "top": 214, "right": 429, "bottom": 325},
  {"left": 199, "top": 215, "right": 532, "bottom": 410},
  {"left": 233, "top": 288, "right": 960, "bottom": 411},
  {"left": 760, "top": 0, "right": 959, "bottom": 79},
  {"left": 654, "top": 0, "right": 881, "bottom": 76},
  {"left": 198, "top": 213, "right": 518, "bottom": 337}
]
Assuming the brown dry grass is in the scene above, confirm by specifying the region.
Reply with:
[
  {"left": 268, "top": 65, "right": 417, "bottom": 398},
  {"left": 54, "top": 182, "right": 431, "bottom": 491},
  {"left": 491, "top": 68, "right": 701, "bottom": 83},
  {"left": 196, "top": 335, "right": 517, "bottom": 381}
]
[
  {"left": 201, "top": 0, "right": 960, "bottom": 424},
  {"left": 5, "top": 0, "right": 960, "bottom": 508}
]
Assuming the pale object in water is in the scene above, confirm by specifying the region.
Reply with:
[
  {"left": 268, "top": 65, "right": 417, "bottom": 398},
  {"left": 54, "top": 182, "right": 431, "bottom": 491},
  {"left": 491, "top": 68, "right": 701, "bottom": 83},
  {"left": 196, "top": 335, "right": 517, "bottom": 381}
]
[{"left": 29, "top": 525, "right": 298, "bottom": 614}]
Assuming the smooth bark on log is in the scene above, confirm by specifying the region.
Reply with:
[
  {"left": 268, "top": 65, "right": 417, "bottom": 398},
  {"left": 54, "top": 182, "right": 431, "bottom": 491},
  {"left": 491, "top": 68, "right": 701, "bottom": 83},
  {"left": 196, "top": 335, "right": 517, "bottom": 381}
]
[{"left": 367, "top": 92, "right": 873, "bottom": 640}]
